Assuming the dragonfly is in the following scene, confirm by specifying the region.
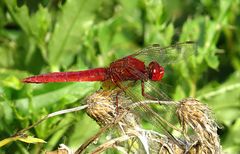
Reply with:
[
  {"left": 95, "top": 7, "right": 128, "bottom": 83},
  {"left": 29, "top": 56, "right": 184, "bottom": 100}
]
[
  {"left": 22, "top": 41, "right": 196, "bottom": 105},
  {"left": 22, "top": 41, "right": 197, "bottom": 152}
]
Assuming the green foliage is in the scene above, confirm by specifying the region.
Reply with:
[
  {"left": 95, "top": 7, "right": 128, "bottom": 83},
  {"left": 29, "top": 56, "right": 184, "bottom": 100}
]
[{"left": 0, "top": 0, "right": 239, "bottom": 153}]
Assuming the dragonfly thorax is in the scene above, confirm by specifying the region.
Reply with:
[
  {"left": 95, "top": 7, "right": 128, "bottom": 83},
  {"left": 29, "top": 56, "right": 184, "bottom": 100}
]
[{"left": 148, "top": 61, "right": 164, "bottom": 81}]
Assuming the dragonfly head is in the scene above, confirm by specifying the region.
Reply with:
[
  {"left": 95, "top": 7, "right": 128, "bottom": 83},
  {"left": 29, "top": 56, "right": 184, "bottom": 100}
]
[{"left": 148, "top": 61, "right": 164, "bottom": 81}]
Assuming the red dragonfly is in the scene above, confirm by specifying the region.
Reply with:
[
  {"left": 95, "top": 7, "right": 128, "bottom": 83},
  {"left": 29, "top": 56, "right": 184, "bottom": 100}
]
[
  {"left": 23, "top": 41, "right": 196, "bottom": 101},
  {"left": 23, "top": 41, "right": 197, "bottom": 152}
]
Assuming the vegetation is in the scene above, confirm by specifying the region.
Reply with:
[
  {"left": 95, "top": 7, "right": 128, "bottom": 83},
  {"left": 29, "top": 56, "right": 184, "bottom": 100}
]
[{"left": 0, "top": 0, "right": 239, "bottom": 153}]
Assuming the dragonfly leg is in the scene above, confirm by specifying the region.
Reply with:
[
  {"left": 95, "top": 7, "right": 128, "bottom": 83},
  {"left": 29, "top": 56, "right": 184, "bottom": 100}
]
[
  {"left": 114, "top": 82, "right": 137, "bottom": 114},
  {"left": 115, "top": 90, "right": 122, "bottom": 115},
  {"left": 114, "top": 82, "right": 125, "bottom": 115},
  {"left": 141, "top": 81, "right": 158, "bottom": 100}
]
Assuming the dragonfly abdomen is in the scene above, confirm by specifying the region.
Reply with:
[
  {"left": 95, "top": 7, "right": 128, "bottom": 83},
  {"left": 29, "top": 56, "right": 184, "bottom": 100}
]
[{"left": 22, "top": 68, "right": 108, "bottom": 83}]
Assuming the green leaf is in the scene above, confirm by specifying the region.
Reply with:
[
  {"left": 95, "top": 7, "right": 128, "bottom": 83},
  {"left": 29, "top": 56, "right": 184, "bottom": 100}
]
[
  {"left": 197, "top": 71, "right": 240, "bottom": 125},
  {"left": 2, "top": 76, "right": 21, "bottom": 90},
  {"left": 206, "top": 52, "right": 220, "bottom": 69},
  {"left": 15, "top": 82, "right": 99, "bottom": 114},
  {"left": 48, "top": 0, "right": 101, "bottom": 68},
  {"left": 0, "top": 68, "right": 27, "bottom": 89},
  {"left": 222, "top": 118, "right": 240, "bottom": 151},
  {"left": 4, "top": 0, "right": 51, "bottom": 64},
  {"left": 4, "top": 0, "right": 31, "bottom": 35},
  {"left": 0, "top": 134, "right": 46, "bottom": 147},
  {"left": 18, "top": 135, "right": 46, "bottom": 144},
  {"left": 4, "top": 0, "right": 50, "bottom": 43},
  {"left": 173, "top": 85, "right": 186, "bottom": 100},
  {"left": 0, "top": 44, "right": 15, "bottom": 68}
]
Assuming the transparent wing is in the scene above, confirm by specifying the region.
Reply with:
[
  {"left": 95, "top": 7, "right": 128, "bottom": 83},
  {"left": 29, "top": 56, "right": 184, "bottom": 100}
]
[
  {"left": 131, "top": 41, "right": 197, "bottom": 66},
  {"left": 111, "top": 67, "right": 181, "bottom": 142}
]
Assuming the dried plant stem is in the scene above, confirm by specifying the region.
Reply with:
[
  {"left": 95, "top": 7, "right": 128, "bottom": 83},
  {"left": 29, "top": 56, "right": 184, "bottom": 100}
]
[
  {"left": 90, "top": 135, "right": 131, "bottom": 154},
  {"left": 15, "top": 105, "right": 88, "bottom": 135}
]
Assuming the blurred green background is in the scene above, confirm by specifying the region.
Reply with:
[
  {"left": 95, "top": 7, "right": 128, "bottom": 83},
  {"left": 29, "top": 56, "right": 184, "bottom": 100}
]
[{"left": 0, "top": 0, "right": 240, "bottom": 153}]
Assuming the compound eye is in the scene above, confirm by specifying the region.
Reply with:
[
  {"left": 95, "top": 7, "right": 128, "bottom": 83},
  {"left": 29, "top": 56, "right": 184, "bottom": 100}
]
[{"left": 149, "top": 61, "right": 164, "bottom": 81}]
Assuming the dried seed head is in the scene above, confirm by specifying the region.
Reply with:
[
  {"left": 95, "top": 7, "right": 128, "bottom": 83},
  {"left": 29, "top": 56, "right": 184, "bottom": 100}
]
[
  {"left": 176, "top": 98, "right": 222, "bottom": 154},
  {"left": 86, "top": 89, "right": 139, "bottom": 128}
]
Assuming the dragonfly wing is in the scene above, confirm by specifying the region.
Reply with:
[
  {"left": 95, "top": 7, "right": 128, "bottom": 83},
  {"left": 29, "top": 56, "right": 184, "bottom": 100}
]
[
  {"left": 119, "top": 82, "right": 181, "bottom": 148},
  {"left": 109, "top": 66, "right": 181, "bottom": 144},
  {"left": 132, "top": 41, "right": 197, "bottom": 66}
]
